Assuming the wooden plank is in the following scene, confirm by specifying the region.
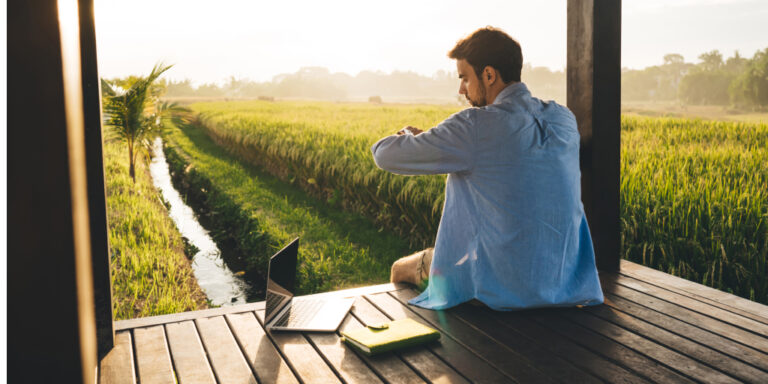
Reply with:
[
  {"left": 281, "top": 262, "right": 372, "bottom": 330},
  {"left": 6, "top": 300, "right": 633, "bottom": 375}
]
[
  {"left": 610, "top": 272, "right": 768, "bottom": 336},
  {"left": 620, "top": 260, "right": 768, "bottom": 322},
  {"left": 133, "top": 326, "right": 175, "bottom": 384},
  {"left": 254, "top": 311, "right": 341, "bottom": 383},
  {"left": 473, "top": 305, "right": 651, "bottom": 384},
  {"left": 117, "top": 302, "right": 266, "bottom": 331},
  {"left": 563, "top": 308, "right": 743, "bottom": 383},
  {"left": 525, "top": 310, "right": 695, "bottom": 384},
  {"left": 98, "top": 331, "right": 135, "bottom": 384},
  {"left": 582, "top": 300, "right": 768, "bottom": 382},
  {"left": 225, "top": 311, "right": 300, "bottom": 384},
  {"left": 195, "top": 316, "right": 258, "bottom": 384},
  {"left": 449, "top": 303, "right": 617, "bottom": 384},
  {"left": 388, "top": 290, "right": 561, "bottom": 383},
  {"left": 305, "top": 313, "right": 384, "bottom": 384},
  {"left": 364, "top": 292, "right": 516, "bottom": 383},
  {"left": 165, "top": 321, "right": 216, "bottom": 384},
  {"left": 116, "top": 283, "right": 405, "bottom": 330},
  {"left": 603, "top": 292, "right": 768, "bottom": 373},
  {"left": 602, "top": 274, "right": 768, "bottom": 354},
  {"left": 351, "top": 296, "right": 464, "bottom": 384},
  {"left": 392, "top": 290, "right": 600, "bottom": 383}
]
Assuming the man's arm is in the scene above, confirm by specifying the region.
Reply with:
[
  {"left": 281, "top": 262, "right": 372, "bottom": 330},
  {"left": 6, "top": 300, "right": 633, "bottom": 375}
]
[{"left": 371, "top": 109, "right": 475, "bottom": 175}]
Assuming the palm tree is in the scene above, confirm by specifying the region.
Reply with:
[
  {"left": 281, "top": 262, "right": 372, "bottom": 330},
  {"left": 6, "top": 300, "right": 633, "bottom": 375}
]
[{"left": 101, "top": 63, "right": 173, "bottom": 182}]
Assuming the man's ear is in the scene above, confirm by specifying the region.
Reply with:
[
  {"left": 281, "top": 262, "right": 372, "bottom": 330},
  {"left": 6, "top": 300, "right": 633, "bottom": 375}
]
[{"left": 483, "top": 66, "right": 497, "bottom": 85}]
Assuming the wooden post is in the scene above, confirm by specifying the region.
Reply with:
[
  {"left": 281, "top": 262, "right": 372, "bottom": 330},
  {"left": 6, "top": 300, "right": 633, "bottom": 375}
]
[
  {"left": 8, "top": 0, "right": 99, "bottom": 382},
  {"left": 79, "top": 0, "right": 115, "bottom": 358},
  {"left": 567, "top": 0, "right": 622, "bottom": 271}
]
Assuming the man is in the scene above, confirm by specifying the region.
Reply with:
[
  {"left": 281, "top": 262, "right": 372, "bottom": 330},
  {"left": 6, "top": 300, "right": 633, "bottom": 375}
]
[{"left": 371, "top": 27, "right": 604, "bottom": 310}]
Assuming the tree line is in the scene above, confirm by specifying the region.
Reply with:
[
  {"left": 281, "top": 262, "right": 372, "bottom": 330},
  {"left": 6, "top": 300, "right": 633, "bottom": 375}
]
[
  {"left": 158, "top": 64, "right": 566, "bottom": 104},
  {"left": 105, "top": 47, "right": 768, "bottom": 114},
  {"left": 623, "top": 48, "right": 768, "bottom": 108}
]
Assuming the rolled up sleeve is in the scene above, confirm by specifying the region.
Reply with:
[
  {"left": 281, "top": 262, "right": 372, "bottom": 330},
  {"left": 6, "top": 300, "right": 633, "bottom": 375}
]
[{"left": 371, "top": 109, "right": 476, "bottom": 175}]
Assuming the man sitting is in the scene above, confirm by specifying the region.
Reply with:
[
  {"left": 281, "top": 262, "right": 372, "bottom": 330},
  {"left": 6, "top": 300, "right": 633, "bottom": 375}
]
[{"left": 371, "top": 27, "right": 604, "bottom": 310}]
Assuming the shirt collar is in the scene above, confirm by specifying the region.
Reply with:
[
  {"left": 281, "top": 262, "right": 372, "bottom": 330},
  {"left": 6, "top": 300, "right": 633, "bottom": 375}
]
[{"left": 492, "top": 82, "right": 530, "bottom": 105}]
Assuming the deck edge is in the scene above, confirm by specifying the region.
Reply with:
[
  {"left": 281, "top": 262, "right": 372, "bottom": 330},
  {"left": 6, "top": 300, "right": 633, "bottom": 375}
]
[{"left": 115, "top": 283, "right": 407, "bottom": 330}]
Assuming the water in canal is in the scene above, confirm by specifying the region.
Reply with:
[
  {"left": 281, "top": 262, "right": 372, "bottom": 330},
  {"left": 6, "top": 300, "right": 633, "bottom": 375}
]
[{"left": 149, "top": 137, "right": 254, "bottom": 306}]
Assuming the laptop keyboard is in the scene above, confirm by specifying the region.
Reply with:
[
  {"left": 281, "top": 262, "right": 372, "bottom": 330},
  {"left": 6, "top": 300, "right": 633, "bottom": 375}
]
[
  {"left": 266, "top": 293, "right": 283, "bottom": 311},
  {"left": 273, "top": 299, "right": 325, "bottom": 328}
]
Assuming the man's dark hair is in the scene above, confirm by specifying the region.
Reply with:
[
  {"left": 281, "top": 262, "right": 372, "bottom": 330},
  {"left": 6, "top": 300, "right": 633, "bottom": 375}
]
[{"left": 448, "top": 26, "right": 523, "bottom": 83}]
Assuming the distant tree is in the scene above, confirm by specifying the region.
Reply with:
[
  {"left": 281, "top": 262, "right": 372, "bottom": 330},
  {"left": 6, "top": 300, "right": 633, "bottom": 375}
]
[
  {"left": 698, "top": 50, "right": 724, "bottom": 72},
  {"left": 164, "top": 79, "right": 195, "bottom": 97},
  {"left": 729, "top": 48, "right": 768, "bottom": 108},
  {"left": 101, "top": 63, "right": 173, "bottom": 182},
  {"left": 679, "top": 71, "right": 732, "bottom": 105},
  {"left": 724, "top": 51, "right": 748, "bottom": 75},
  {"left": 663, "top": 53, "right": 684, "bottom": 65},
  {"left": 678, "top": 50, "right": 749, "bottom": 105},
  {"left": 195, "top": 83, "right": 224, "bottom": 97},
  {"left": 622, "top": 55, "right": 692, "bottom": 102}
]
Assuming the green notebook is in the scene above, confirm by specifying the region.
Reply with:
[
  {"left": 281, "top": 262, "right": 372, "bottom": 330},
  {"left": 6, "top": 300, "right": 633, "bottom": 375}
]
[{"left": 341, "top": 318, "right": 440, "bottom": 356}]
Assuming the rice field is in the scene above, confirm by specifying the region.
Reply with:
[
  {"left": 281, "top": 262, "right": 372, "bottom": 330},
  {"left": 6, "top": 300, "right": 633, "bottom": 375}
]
[
  {"left": 187, "top": 100, "right": 768, "bottom": 304},
  {"left": 162, "top": 119, "right": 412, "bottom": 294}
]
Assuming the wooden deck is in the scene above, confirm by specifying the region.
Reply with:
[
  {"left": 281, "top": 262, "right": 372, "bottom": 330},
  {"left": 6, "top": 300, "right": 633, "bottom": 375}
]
[{"left": 99, "top": 260, "right": 768, "bottom": 383}]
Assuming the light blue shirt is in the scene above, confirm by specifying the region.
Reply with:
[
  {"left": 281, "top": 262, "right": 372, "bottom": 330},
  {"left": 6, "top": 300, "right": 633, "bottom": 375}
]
[{"left": 371, "top": 82, "right": 604, "bottom": 310}]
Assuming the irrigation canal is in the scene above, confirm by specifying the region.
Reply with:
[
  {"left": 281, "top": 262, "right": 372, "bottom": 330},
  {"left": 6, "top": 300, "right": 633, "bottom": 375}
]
[{"left": 150, "top": 137, "right": 257, "bottom": 306}]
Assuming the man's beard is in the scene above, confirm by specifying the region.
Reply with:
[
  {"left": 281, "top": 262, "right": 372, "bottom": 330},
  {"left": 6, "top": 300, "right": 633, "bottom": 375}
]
[{"left": 466, "top": 83, "right": 488, "bottom": 107}]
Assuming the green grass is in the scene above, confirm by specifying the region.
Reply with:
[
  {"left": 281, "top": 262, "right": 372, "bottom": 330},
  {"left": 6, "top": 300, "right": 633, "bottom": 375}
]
[
  {"left": 163, "top": 119, "right": 412, "bottom": 294},
  {"left": 105, "top": 138, "right": 208, "bottom": 319},
  {"left": 186, "top": 100, "right": 768, "bottom": 304}
]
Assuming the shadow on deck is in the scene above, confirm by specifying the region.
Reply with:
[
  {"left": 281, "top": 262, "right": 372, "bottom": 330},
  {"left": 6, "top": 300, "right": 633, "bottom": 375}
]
[{"left": 100, "top": 260, "right": 768, "bottom": 383}]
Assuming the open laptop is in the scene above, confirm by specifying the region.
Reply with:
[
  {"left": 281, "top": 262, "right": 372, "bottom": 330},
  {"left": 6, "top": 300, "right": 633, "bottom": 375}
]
[{"left": 264, "top": 238, "right": 354, "bottom": 332}]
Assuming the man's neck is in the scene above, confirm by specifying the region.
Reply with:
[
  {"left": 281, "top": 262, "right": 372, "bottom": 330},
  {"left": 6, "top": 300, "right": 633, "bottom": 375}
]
[{"left": 486, "top": 81, "right": 518, "bottom": 105}]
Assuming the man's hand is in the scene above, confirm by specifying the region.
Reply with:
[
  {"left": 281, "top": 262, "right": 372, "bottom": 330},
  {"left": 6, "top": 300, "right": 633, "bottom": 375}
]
[{"left": 396, "top": 126, "right": 423, "bottom": 136}]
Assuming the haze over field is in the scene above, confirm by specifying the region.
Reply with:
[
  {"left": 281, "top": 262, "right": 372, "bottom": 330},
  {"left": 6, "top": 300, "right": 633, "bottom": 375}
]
[{"left": 95, "top": 0, "right": 768, "bottom": 85}]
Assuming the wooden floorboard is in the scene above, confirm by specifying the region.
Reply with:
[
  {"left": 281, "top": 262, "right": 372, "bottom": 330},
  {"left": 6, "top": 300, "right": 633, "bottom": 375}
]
[
  {"left": 602, "top": 292, "right": 768, "bottom": 373},
  {"left": 369, "top": 291, "right": 529, "bottom": 383},
  {"left": 449, "top": 303, "right": 626, "bottom": 384},
  {"left": 98, "top": 331, "right": 136, "bottom": 384},
  {"left": 463, "top": 304, "right": 652, "bottom": 384},
  {"left": 525, "top": 309, "right": 695, "bottom": 384},
  {"left": 561, "top": 307, "right": 742, "bottom": 383},
  {"left": 578, "top": 301, "right": 768, "bottom": 382},
  {"left": 100, "top": 263, "right": 768, "bottom": 384},
  {"left": 365, "top": 292, "right": 515, "bottom": 383},
  {"left": 392, "top": 289, "right": 588, "bottom": 384},
  {"left": 304, "top": 314, "right": 385, "bottom": 384},
  {"left": 620, "top": 260, "right": 768, "bottom": 320},
  {"left": 601, "top": 274, "right": 768, "bottom": 354},
  {"left": 225, "top": 311, "right": 300, "bottom": 384},
  {"left": 254, "top": 310, "right": 342, "bottom": 383},
  {"left": 133, "top": 325, "right": 175, "bottom": 384},
  {"left": 608, "top": 272, "right": 768, "bottom": 337},
  {"left": 195, "top": 316, "right": 258, "bottom": 384},
  {"left": 165, "top": 321, "right": 216, "bottom": 384}
]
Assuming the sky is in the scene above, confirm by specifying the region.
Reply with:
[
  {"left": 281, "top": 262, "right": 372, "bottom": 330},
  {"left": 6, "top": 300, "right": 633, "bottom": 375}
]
[{"left": 94, "top": 0, "right": 768, "bottom": 85}]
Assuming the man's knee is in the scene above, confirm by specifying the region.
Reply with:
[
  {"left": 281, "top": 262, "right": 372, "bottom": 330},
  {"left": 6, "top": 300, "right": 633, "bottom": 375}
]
[{"left": 390, "top": 248, "right": 434, "bottom": 285}]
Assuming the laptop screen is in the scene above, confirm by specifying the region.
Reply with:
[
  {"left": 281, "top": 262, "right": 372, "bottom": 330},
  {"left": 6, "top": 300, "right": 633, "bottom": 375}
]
[{"left": 265, "top": 237, "right": 299, "bottom": 325}]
